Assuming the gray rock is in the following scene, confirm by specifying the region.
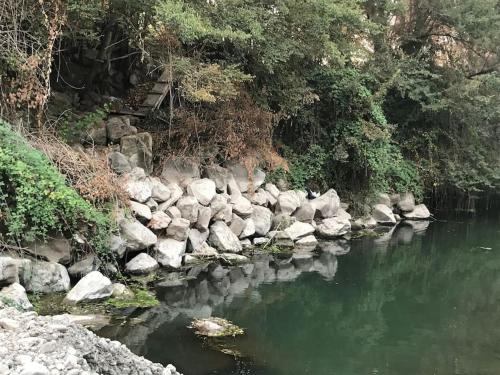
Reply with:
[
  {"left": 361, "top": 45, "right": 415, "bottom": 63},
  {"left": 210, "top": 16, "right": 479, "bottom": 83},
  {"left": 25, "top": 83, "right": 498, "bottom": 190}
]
[
  {"left": 353, "top": 215, "right": 377, "bottom": 229},
  {"left": 397, "top": 192, "right": 416, "bottom": 212},
  {"left": 157, "top": 183, "right": 183, "bottom": 210},
  {"left": 239, "top": 218, "right": 256, "bottom": 239},
  {"left": 156, "top": 238, "right": 186, "bottom": 268},
  {"left": 106, "top": 116, "right": 137, "bottom": 143},
  {"left": 335, "top": 208, "right": 352, "bottom": 221},
  {"left": 125, "top": 253, "right": 159, "bottom": 275},
  {"left": 176, "top": 196, "right": 199, "bottom": 223},
  {"left": 295, "top": 235, "right": 318, "bottom": 247},
  {"left": 272, "top": 213, "right": 296, "bottom": 230},
  {"left": 165, "top": 206, "right": 182, "bottom": 219},
  {"left": 196, "top": 206, "right": 212, "bottom": 232},
  {"left": 251, "top": 205, "right": 273, "bottom": 236},
  {"left": 276, "top": 190, "right": 301, "bottom": 215},
  {"left": 187, "top": 179, "right": 216, "bottom": 206},
  {"left": 253, "top": 237, "right": 268, "bottom": 246},
  {"left": 226, "top": 162, "right": 266, "bottom": 193},
  {"left": 161, "top": 157, "right": 200, "bottom": 187},
  {"left": 25, "top": 236, "right": 71, "bottom": 265},
  {"left": 82, "top": 120, "right": 107, "bottom": 146},
  {"left": 64, "top": 271, "right": 112, "bottom": 303},
  {"left": 0, "top": 257, "right": 19, "bottom": 286},
  {"left": 108, "top": 151, "right": 132, "bottom": 174},
  {"left": 210, "top": 194, "right": 232, "bottom": 222},
  {"left": 145, "top": 197, "right": 158, "bottom": 212},
  {"left": 149, "top": 211, "right": 172, "bottom": 230},
  {"left": 240, "top": 238, "right": 253, "bottom": 250},
  {"left": 109, "top": 234, "right": 127, "bottom": 258},
  {"left": 265, "top": 190, "right": 278, "bottom": 206},
  {"left": 372, "top": 204, "right": 397, "bottom": 224},
  {"left": 120, "top": 132, "right": 153, "bottom": 174},
  {"left": 248, "top": 189, "right": 268, "bottom": 206},
  {"left": 68, "top": 255, "right": 100, "bottom": 278},
  {"left": 209, "top": 221, "right": 242, "bottom": 253},
  {"left": 22, "top": 261, "right": 70, "bottom": 293},
  {"left": 19, "top": 362, "right": 49, "bottom": 375},
  {"left": 316, "top": 217, "right": 351, "bottom": 238},
  {"left": 0, "top": 283, "right": 33, "bottom": 311},
  {"left": 129, "top": 200, "right": 152, "bottom": 221},
  {"left": 293, "top": 201, "right": 316, "bottom": 223},
  {"left": 125, "top": 178, "right": 152, "bottom": 203},
  {"left": 120, "top": 218, "right": 158, "bottom": 251},
  {"left": 310, "top": 189, "right": 340, "bottom": 218},
  {"left": 231, "top": 195, "right": 254, "bottom": 217},
  {"left": 204, "top": 165, "right": 231, "bottom": 192},
  {"left": 264, "top": 183, "right": 280, "bottom": 199},
  {"left": 219, "top": 253, "right": 249, "bottom": 264},
  {"left": 375, "top": 193, "right": 391, "bottom": 207},
  {"left": 403, "top": 204, "right": 431, "bottom": 219},
  {"left": 192, "top": 242, "right": 218, "bottom": 257},
  {"left": 188, "top": 229, "right": 209, "bottom": 252},
  {"left": 111, "top": 283, "right": 134, "bottom": 299},
  {"left": 166, "top": 218, "right": 190, "bottom": 241},
  {"left": 229, "top": 214, "right": 246, "bottom": 237},
  {"left": 284, "top": 221, "right": 315, "bottom": 241},
  {"left": 150, "top": 177, "right": 171, "bottom": 202}
]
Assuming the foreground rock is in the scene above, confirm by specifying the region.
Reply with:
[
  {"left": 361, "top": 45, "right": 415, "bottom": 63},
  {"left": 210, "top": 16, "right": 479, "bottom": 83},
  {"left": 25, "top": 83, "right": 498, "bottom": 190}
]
[
  {"left": 403, "top": 204, "right": 431, "bottom": 219},
  {"left": 0, "top": 307, "right": 181, "bottom": 375},
  {"left": 64, "top": 271, "right": 113, "bottom": 304}
]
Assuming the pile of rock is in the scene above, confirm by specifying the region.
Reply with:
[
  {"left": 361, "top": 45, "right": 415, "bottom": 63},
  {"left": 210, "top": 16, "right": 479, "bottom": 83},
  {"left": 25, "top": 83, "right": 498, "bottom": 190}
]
[{"left": 0, "top": 307, "right": 181, "bottom": 375}]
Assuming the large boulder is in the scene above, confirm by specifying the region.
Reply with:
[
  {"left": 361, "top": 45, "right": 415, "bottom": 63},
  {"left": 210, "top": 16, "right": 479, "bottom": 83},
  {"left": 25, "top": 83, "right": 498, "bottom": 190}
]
[
  {"left": 0, "top": 283, "right": 33, "bottom": 311},
  {"left": 403, "top": 204, "right": 431, "bottom": 220},
  {"left": 276, "top": 190, "right": 301, "bottom": 215},
  {"left": 187, "top": 179, "right": 216, "bottom": 206},
  {"left": 157, "top": 183, "right": 183, "bottom": 210},
  {"left": 225, "top": 162, "right": 266, "bottom": 193},
  {"left": 316, "top": 217, "right": 351, "bottom": 238},
  {"left": 209, "top": 221, "right": 242, "bottom": 253},
  {"left": 166, "top": 218, "right": 190, "bottom": 241},
  {"left": 284, "top": 221, "right": 315, "bottom": 241},
  {"left": 120, "top": 218, "right": 158, "bottom": 251},
  {"left": 0, "top": 257, "right": 20, "bottom": 286},
  {"left": 64, "top": 271, "right": 113, "bottom": 304},
  {"left": 25, "top": 236, "right": 71, "bottom": 265},
  {"left": 125, "top": 253, "right": 159, "bottom": 275},
  {"left": 125, "top": 176, "right": 152, "bottom": 203},
  {"left": 397, "top": 192, "right": 415, "bottom": 212},
  {"left": 120, "top": 133, "right": 153, "bottom": 174},
  {"left": 372, "top": 204, "right": 397, "bottom": 224},
  {"left": 204, "top": 165, "right": 231, "bottom": 193},
  {"left": 310, "top": 189, "right": 340, "bottom": 218},
  {"left": 22, "top": 261, "right": 70, "bottom": 293},
  {"left": 106, "top": 116, "right": 137, "bottom": 143},
  {"left": 231, "top": 195, "right": 254, "bottom": 217},
  {"left": 176, "top": 196, "right": 199, "bottom": 223},
  {"left": 251, "top": 205, "right": 273, "bottom": 236},
  {"left": 229, "top": 214, "right": 246, "bottom": 237},
  {"left": 161, "top": 157, "right": 200, "bottom": 187},
  {"left": 156, "top": 238, "right": 186, "bottom": 268}
]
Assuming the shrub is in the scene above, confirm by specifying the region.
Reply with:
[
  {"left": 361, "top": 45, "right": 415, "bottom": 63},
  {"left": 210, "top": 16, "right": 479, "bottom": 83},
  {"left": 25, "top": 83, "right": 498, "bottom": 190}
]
[{"left": 0, "top": 120, "right": 111, "bottom": 254}]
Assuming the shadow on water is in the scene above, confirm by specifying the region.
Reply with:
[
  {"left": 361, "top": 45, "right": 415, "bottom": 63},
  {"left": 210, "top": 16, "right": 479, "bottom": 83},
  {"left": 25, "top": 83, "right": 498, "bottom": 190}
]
[{"left": 99, "top": 212, "right": 500, "bottom": 375}]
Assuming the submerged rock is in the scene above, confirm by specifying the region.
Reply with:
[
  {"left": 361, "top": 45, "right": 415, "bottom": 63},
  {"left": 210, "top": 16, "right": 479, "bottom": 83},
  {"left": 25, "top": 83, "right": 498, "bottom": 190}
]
[{"left": 189, "top": 317, "right": 244, "bottom": 337}]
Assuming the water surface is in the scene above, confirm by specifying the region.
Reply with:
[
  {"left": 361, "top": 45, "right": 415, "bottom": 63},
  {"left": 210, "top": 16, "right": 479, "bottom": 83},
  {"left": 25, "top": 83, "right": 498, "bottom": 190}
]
[{"left": 100, "top": 213, "right": 500, "bottom": 375}]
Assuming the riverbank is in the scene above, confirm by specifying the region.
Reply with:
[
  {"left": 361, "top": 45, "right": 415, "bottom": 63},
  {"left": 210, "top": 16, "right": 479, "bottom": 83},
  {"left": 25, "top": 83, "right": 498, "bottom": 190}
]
[{"left": 0, "top": 307, "right": 181, "bottom": 375}]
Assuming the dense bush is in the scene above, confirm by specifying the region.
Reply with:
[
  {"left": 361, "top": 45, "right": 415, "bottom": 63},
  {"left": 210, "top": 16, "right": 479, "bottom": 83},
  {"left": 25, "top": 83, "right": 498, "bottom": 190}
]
[{"left": 0, "top": 120, "right": 110, "bottom": 253}]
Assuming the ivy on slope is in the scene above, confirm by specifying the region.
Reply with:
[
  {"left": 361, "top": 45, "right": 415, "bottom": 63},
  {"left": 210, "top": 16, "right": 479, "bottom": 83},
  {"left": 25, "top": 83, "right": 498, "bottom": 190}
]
[{"left": 0, "top": 120, "right": 110, "bottom": 252}]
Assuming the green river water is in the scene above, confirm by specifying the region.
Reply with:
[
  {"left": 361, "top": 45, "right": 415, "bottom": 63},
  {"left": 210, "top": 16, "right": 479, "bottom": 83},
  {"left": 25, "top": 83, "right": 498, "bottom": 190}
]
[{"left": 100, "top": 212, "right": 500, "bottom": 375}]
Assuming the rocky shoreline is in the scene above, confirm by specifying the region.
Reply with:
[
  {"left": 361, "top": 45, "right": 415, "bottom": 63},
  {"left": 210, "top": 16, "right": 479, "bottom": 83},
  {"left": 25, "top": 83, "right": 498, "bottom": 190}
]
[{"left": 0, "top": 307, "right": 181, "bottom": 375}]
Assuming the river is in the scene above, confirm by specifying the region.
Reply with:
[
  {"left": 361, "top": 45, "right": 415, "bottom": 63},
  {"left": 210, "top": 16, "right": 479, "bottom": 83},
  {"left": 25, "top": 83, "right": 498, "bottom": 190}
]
[{"left": 99, "top": 211, "right": 500, "bottom": 375}]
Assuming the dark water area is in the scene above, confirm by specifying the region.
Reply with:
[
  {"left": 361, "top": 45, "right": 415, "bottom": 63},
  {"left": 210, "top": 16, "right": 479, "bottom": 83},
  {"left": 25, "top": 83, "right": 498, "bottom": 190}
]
[{"left": 100, "top": 211, "right": 500, "bottom": 375}]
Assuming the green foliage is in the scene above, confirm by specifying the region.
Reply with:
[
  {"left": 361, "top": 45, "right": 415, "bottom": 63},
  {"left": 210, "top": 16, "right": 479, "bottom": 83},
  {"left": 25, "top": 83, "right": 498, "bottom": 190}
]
[
  {"left": 58, "top": 105, "right": 109, "bottom": 142},
  {"left": 0, "top": 120, "right": 111, "bottom": 252},
  {"left": 106, "top": 288, "right": 159, "bottom": 309}
]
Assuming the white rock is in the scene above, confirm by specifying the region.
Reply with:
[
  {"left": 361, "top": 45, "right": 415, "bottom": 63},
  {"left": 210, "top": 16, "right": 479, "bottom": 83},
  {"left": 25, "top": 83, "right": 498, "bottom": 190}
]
[
  {"left": 219, "top": 253, "right": 249, "bottom": 264},
  {"left": 265, "top": 190, "right": 278, "bottom": 206},
  {"left": 226, "top": 162, "right": 266, "bottom": 193},
  {"left": 19, "top": 362, "right": 49, "bottom": 375},
  {"left": 316, "top": 217, "right": 351, "bottom": 238},
  {"left": 150, "top": 177, "right": 171, "bottom": 202},
  {"left": 231, "top": 195, "right": 254, "bottom": 217},
  {"left": 403, "top": 204, "right": 431, "bottom": 219},
  {"left": 109, "top": 235, "right": 127, "bottom": 258},
  {"left": 239, "top": 218, "right": 256, "bottom": 239},
  {"left": 397, "top": 192, "right": 415, "bottom": 212},
  {"left": 22, "top": 261, "right": 70, "bottom": 293},
  {"left": 196, "top": 206, "right": 212, "bottom": 232},
  {"left": 375, "top": 192, "right": 391, "bottom": 207},
  {"left": 120, "top": 218, "right": 158, "bottom": 251},
  {"left": 204, "top": 165, "right": 231, "bottom": 192},
  {"left": 0, "top": 283, "right": 33, "bottom": 311},
  {"left": 310, "top": 189, "right": 340, "bottom": 218},
  {"left": 209, "top": 221, "right": 242, "bottom": 253},
  {"left": 148, "top": 211, "right": 172, "bottom": 230},
  {"left": 264, "top": 183, "right": 280, "bottom": 199},
  {"left": 129, "top": 200, "right": 152, "bottom": 221},
  {"left": 125, "top": 253, "right": 159, "bottom": 275},
  {"left": 210, "top": 195, "right": 232, "bottom": 222},
  {"left": 187, "top": 179, "right": 216, "bottom": 206},
  {"left": 248, "top": 189, "right": 268, "bottom": 206},
  {"left": 166, "top": 218, "right": 190, "bottom": 241},
  {"left": 157, "top": 183, "right": 184, "bottom": 210},
  {"left": 111, "top": 283, "right": 134, "bottom": 299},
  {"left": 276, "top": 190, "right": 301, "bottom": 215},
  {"left": 176, "top": 196, "right": 199, "bottom": 223},
  {"left": 251, "top": 205, "right": 273, "bottom": 236},
  {"left": 372, "top": 204, "right": 397, "bottom": 224},
  {"left": 145, "top": 197, "right": 158, "bottom": 212},
  {"left": 126, "top": 180, "right": 152, "bottom": 203},
  {"left": 161, "top": 157, "right": 200, "bottom": 187},
  {"left": 293, "top": 201, "right": 316, "bottom": 223},
  {"left": 284, "top": 221, "right": 315, "bottom": 241},
  {"left": 253, "top": 237, "right": 267, "bottom": 246},
  {"left": 0, "top": 257, "right": 19, "bottom": 285},
  {"left": 229, "top": 214, "right": 246, "bottom": 237},
  {"left": 335, "top": 208, "right": 351, "bottom": 221},
  {"left": 192, "top": 242, "right": 218, "bottom": 257},
  {"left": 156, "top": 238, "right": 186, "bottom": 268},
  {"left": 165, "top": 206, "right": 182, "bottom": 219},
  {"left": 188, "top": 229, "right": 209, "bottom": 252},
  {"left": 64, "top": 271, "right": 113, "bottom": 304},
  {"left": 295, "top": 235, "right": 318, "bottom": 246}
]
